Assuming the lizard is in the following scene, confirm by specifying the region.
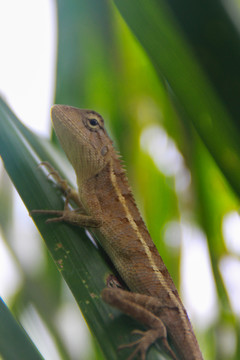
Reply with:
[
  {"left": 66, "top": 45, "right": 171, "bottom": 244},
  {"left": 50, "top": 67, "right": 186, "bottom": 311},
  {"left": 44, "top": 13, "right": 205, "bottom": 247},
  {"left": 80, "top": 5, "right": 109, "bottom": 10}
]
[{"left": 32, "top": 105, "right": 203, "bottom": 360}]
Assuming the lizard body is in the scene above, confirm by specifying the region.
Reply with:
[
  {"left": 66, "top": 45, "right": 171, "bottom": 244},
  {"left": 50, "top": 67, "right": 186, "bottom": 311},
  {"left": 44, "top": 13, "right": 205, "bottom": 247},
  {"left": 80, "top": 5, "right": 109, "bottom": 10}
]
[{"left": 33, "top": 105, "right": 203, "bottom": 360}]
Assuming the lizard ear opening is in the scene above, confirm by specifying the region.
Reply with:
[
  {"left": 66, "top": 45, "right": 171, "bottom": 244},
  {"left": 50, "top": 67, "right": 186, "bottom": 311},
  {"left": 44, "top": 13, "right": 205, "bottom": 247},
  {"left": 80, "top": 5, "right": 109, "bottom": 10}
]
[{"left": 101, "top": 145, "right": 108, "bottom": 156}]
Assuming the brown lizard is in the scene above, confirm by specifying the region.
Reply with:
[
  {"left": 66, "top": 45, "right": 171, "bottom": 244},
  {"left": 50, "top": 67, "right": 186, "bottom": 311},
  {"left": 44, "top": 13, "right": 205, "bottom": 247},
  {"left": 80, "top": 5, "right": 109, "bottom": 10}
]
[{"left": 32, "top": 105, "right": 203, "bottom": 360}]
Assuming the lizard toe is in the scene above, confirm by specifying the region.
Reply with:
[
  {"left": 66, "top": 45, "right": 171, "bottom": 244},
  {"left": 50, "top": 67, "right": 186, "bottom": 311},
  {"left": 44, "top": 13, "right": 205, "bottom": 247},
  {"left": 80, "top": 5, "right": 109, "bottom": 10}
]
[{"left": 119, "top": 328, "right": 162, "bottom": 360}]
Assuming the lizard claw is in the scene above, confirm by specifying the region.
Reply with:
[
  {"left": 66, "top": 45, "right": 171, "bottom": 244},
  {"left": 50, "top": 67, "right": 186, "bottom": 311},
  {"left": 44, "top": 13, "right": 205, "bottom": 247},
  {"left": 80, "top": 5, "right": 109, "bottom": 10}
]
[
  {"left": 131, "top": 329, "right": 145, "bottom": 336},
  {"left": 45, "top": 215, "right": 65, "bottom": 223},
  {"left": 118, "top": 337, "right": 142, "bottom": 350}
]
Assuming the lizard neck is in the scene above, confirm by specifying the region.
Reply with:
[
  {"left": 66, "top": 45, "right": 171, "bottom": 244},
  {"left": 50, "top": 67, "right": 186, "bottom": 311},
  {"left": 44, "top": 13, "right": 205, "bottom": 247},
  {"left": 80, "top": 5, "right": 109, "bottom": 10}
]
[{"left": 78, "top": 149, "right": 132, "bottom": 216}]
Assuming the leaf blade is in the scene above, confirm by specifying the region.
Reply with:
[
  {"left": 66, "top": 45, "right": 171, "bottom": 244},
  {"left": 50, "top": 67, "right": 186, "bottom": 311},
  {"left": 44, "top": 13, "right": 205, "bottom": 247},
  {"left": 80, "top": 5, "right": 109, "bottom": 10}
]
[{"left": 0, "top": 298, "right": 44, "bottom": 360}]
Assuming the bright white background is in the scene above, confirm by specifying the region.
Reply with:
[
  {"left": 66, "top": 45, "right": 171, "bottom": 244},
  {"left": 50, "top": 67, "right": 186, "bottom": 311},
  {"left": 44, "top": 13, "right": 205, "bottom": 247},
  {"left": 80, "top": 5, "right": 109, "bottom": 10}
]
[{"left": 0, "top": 0, "right": 56, "bottom": 136}]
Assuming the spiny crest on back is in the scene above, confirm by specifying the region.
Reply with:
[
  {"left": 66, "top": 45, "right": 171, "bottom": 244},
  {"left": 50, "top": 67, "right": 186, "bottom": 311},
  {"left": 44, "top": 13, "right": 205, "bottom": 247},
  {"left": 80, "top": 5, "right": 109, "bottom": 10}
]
[
  {"left": 111, "top": 148, "right": 137, "bottom": 201},
  {"left": 111, "top": 148, "right": 127, "bottom": 176}
]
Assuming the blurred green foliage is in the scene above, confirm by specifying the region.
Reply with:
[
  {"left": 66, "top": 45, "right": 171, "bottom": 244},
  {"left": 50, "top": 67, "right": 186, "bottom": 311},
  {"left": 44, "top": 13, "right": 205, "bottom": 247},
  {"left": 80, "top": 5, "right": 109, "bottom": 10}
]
[{"left": 0, "top": 0, "right": 240, "bottom": 359}]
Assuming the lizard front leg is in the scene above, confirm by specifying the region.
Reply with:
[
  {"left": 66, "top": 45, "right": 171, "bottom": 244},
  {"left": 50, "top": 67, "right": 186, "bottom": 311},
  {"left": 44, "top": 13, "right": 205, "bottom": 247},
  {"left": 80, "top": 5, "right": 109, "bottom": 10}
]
[
  {"left": 39, "top": 161, "right": 83, "bottom": 208},
  {"left": 102, "top": 288, "right": 178, "bottom": 360},
  {"left": 32, "top": 207, "right": 102, "bottom": 228},
  {"left": 31, "top": 192, "right": 102, "bottom": 227},
  {"left": 31, "top": 162, "right": 102, "bottom": 228}
]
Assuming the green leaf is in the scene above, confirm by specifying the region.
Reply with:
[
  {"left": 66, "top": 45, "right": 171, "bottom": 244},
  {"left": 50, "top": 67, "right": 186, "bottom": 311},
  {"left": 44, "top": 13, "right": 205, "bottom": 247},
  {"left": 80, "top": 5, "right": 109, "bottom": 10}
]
[
  {"left": 0, "top": 298, "right": 43, "bottom": 360},
  {"left": 113, "top": 0, "right": 240, "bottom": 197},
  {"left": 164, "top": 0, "right": 240, "bottom": 126}
]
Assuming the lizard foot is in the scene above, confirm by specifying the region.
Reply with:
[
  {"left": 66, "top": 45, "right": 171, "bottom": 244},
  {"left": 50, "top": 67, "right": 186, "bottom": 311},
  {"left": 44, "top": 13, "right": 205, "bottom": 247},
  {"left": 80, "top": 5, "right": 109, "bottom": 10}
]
[
  {"left": 31, "top": 208, "right": 102, "bottom": 227},
  {"left": 31, "top": 209, "right": 66, "bottom": 223},
  {"left": 106, "top": 274, "right": 124, "bottom": 289},
  {"left": 102, "top": 288, "right": 178, "bottom": 359},
  {"left": 39, "top": 162, "right": 69, "bottom": 193},
  {"left": 130, "top": 329, "right": 177, "bottom": 359},
  {"left": 38, "top": 161, "right": 82, "bottom": 207},
  {"left": 119, "top": 328, "right": 167, "bottom": 360}
]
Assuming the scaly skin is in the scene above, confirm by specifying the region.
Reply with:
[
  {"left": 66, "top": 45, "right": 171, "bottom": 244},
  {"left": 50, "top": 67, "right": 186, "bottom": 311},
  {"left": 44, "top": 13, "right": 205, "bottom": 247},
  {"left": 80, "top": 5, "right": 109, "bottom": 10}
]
[{"left": 33, "top": 105, "right": 203, "bottom": 360}]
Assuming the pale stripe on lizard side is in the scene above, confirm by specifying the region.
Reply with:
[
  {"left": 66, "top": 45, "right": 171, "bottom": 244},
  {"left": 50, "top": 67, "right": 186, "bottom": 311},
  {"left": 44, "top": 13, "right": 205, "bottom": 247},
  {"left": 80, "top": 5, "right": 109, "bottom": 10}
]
[{"left": 109, "top": 160, "right": 189, "bottom": 328}]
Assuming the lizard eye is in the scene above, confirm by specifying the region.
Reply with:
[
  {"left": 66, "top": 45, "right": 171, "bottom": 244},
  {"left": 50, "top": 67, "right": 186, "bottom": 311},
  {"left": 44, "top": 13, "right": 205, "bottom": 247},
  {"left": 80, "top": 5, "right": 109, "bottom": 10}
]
[{"left": 88, "top": 118, "right": 99, "bottom": 127}]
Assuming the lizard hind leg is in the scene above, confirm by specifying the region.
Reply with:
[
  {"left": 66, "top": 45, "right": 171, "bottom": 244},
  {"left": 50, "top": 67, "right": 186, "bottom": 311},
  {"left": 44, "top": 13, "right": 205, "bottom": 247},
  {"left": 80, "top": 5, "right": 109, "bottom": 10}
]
[{"left": 102, "top": 288, "right": 177, "bottom": 360}]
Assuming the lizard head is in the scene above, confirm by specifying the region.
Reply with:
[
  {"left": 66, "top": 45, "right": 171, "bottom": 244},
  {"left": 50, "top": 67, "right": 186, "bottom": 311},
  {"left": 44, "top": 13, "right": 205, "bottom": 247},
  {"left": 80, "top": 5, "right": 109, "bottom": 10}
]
[{"left": 51, "top": 105, "right": 113, "bottom": 183}]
